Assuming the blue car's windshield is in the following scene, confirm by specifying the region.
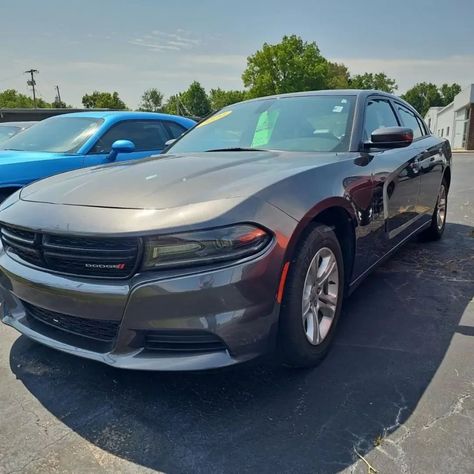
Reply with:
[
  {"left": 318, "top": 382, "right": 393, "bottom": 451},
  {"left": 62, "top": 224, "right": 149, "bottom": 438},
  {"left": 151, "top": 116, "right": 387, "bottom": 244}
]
[
  {"left": 1, "top": 116, "right": 103, "bottom": 153},
  {"left": 168, "top": 95, "right": 356, "bottom": 154}
]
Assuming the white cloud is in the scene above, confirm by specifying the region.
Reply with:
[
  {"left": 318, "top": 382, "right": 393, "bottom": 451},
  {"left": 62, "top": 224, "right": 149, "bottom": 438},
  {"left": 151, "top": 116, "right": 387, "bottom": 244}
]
[
  {"left": 130, "top": 29, "right": 202, "bottom": 52},
  {"left": 128, "top": 39, "right": 180, "bottom": 51},
  {"left": 333, "top": 55, "right": 474, "bottom": 92}
]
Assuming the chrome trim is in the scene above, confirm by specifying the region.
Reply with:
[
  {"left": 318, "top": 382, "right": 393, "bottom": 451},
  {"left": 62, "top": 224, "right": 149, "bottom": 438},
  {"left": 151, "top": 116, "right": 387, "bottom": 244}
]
[{"left": 387, "top": 213, "right": 425, "bottom": 239}]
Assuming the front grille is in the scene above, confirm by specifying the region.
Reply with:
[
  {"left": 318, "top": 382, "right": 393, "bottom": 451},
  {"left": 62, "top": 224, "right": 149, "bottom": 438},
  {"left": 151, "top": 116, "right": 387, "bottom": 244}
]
[
  {"left": 144, "top": 330, "right": 227, "bottom": 353},
  {"left": 23, "top": 300, "right": 119, "bottom": 342},
  {"left": 1, "top": 225, "right": 140, "bottom": 278}
]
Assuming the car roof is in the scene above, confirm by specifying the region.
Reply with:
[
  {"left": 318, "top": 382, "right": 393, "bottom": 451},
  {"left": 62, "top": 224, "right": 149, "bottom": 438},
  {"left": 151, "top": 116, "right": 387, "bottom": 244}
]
[
  {"left": 239, "top": 89, "right": 399, "bottom": 102},
  {"left": 56, "top": 111, "right": 193, "bottom": 122},
  {"left": 0, "top": 121, "right": 37, "bottom": 127}
]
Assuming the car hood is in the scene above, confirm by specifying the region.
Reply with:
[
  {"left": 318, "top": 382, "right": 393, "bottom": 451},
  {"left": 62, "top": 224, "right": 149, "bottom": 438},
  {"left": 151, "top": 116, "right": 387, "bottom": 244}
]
[
  {"left": 20, "top": 151, "right": 344, "bottom": 210},
  {"left": 0, "top": 149, "right": 70, "bottom": 164}
]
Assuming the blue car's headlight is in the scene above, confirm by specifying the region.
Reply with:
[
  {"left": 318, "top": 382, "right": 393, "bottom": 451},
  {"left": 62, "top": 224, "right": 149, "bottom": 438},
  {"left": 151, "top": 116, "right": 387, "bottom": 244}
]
[{"left": 141, "top": 224, "right": 271, "bottom": 270}]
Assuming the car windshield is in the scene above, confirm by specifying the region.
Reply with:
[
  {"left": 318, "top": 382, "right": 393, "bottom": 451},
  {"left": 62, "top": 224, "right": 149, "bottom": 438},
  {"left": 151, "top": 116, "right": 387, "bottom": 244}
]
[
  {"left": 168, "top": 94, "right": 356, "bottom": 154},
  {"left": 1, "top": 116, "right": 103, "bottom": 153},
  {"left": 0, "top": 126, "right": 21, "bottom": 145}
]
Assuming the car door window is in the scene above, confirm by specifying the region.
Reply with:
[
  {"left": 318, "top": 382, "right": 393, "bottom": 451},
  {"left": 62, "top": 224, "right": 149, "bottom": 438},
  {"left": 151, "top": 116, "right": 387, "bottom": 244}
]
[
  {"left": 396, "top": 104, "right": 424, "bottom": 139},
  {"left": 364, "top": 99, "right": 399, "bottom": 140},
  {"left": 90, "top": 120, "right": 169, "bottom": 153},
  {"left": 165, "top": 121, "right": 187, "bottom": 139},
  {"left": 416, "top": 116, "right": 429, "bottom": 136}
]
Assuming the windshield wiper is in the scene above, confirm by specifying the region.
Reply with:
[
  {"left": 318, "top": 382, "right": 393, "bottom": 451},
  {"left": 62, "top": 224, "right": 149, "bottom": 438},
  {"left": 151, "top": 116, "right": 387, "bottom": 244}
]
[{"left": 204, "top": 147, "right": 268, "bottom": 152}]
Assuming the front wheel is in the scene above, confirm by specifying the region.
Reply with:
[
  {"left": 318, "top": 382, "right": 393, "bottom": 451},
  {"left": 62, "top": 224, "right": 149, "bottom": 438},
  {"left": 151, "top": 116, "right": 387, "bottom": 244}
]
[{"left": 278, "top": 223, "right": 344, "bottom": 368}]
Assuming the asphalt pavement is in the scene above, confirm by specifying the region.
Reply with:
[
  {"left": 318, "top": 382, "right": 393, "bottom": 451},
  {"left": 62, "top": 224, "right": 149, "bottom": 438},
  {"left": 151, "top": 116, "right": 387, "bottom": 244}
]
[{"left": 0, "top": 154, "right": 473, "bottom": 474}]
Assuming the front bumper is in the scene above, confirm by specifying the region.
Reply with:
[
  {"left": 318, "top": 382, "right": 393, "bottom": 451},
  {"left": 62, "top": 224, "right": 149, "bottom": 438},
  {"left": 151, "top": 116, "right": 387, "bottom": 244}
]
[{"left": 0, "top": 240, "right": 282, "bottom": 371}]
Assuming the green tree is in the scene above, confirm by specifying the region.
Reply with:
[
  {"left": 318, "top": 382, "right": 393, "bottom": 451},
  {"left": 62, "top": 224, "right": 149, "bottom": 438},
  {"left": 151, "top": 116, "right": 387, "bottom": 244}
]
[
  {"left": 138, "top": 88, "right": 164, "bottom": 112},
  {"left": 348, "top": 72, "right": 398, "bottom": 93},
  {"left": 327, "top": 62, "right": 350, "bottom": 89},
  {"left": 209, "top": 88, "right": 247, "bottom": 110},
  {"left": 52, "top": 98, "right": 68, "bottom": 108},
  {"left": 82, "top": 91, "right": 127, "bottom": 109},
  {"left": 0, "top": 89, "right": 51, "bottom": 108},
  {"left": 439, "top": 83, "right": 461, "bottom": 106},
  {"left": 242, "top": 35, "right": 331, "bottom": 97},
  {"left": 401, "top": 82, "right": 443, "bottom": 116},
  {"left": 163, "top": 94, "right": 183, "bottom": 115},
  {"left": 180, "top": 81, "right": 211, "bottom": 117}
]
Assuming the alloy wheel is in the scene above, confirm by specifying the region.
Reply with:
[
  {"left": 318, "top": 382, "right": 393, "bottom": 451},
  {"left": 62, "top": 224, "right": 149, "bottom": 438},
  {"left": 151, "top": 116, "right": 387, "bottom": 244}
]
[
  {"left": 436, "top": 184, "right": 447, "bottom": 230},
  {"left": 301, "top": 247, "right": 339, "bottom": 345}
]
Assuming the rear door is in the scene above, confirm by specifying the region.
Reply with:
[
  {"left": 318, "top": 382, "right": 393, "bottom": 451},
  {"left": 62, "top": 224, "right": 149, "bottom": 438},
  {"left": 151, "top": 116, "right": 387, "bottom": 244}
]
[{"left": 86, "top": 119, "right": 171, "bottom": 165}]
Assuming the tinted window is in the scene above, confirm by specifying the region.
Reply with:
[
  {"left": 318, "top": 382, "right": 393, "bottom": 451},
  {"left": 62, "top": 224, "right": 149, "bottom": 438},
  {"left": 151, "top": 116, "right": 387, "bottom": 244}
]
[
  {"left": 169, "top": 95, "right": 356, "bottom": 153},
  {"left": 418, "top": 117, "right": 429, "bottom": 136},
  {"left": 166, "top": 121, "right": 187, "bottom": 139},
  {"left": 1, "top": 116, "right": 103, "bottom": 153},
  {"left": 90, "top": 120, "right": 169, "bottom": 153},
  {"left": 397, "top": 104, "right": 423, "bottom": 139},
  {"left": 364, "top": 99, "right": 399, "bottom": 139}
]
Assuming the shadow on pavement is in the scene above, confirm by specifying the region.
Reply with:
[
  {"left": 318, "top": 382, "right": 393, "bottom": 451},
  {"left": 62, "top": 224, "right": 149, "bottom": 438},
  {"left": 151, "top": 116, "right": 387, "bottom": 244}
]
[{"left": 9, "top": 222, "right": 474, "bottom": 473}]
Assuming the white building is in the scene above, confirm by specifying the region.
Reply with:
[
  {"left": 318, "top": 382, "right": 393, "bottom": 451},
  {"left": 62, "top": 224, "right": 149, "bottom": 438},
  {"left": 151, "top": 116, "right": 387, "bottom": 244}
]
[{"left": 425, "top": 84, "right": 473, "bottom": 150}]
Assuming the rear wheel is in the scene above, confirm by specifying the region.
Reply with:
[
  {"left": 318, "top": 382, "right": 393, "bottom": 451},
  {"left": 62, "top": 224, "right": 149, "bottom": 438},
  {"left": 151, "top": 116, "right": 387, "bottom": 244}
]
[
  {"left": 278, "top": 223, "right": 344, "bottom": 368},
  {"left": 420, "top": 178, "right": 448, "bottom": 241}
]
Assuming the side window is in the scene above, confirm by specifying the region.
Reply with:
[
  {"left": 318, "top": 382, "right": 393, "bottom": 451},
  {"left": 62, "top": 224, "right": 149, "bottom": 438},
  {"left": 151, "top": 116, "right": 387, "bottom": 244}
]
[
  {"left": 416, "top": 116, "right": 428, "bottom": 136},
  {"left": 165, "top": 121, "right": 187, "bottom": 139},
  {"left": 90, "top": 120, "right": 169, "bottom": 153},
  {"left": 364, "top": 99, "right": 399, "bottom": 140},
  {"left": 396, "top": 104, "right": 423, "bottom": 139}
]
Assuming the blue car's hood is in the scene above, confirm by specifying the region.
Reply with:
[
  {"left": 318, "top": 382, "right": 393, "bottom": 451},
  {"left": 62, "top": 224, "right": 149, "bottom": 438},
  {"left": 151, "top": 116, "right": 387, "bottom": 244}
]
[{"left": 0, "top": 150, "right": 72, "bottom": 164}]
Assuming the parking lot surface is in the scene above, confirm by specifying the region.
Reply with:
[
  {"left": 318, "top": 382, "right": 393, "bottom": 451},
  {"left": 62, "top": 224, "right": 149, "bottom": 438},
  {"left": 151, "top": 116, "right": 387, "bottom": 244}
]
[{"left": 0, "top": 154, "right": 473, "bottom": 474}]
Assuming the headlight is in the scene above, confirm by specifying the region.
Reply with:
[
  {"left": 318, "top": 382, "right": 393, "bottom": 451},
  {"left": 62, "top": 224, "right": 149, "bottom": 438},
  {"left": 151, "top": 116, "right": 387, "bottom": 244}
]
[{"left": 141, "top": 224, "right": 271, "bottom": 270}]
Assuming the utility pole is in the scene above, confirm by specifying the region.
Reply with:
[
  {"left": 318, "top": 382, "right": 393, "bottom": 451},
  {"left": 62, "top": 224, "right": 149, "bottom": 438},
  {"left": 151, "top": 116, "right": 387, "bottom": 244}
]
[
  {"left": 55, "top": 85, "right": 62, "bottom": 105},
  {"left": 24, "top": 69, "right": 39, "bottom": 107}
]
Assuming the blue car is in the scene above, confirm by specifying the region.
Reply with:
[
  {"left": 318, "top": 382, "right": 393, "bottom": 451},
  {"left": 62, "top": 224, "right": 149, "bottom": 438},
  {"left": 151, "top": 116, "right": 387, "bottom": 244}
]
[{"left": 0, "top": 111, "right": 195, "bottom": 201}]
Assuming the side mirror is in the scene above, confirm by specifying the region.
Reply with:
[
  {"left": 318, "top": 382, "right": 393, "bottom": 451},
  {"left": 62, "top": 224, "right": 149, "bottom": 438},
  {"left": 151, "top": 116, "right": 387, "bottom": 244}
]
[
  {"left": 107, "top": 139, "right": 136, "bottom": 161},
  {"left": 365, "top": 127, "right": 413, "bottom": 150}
]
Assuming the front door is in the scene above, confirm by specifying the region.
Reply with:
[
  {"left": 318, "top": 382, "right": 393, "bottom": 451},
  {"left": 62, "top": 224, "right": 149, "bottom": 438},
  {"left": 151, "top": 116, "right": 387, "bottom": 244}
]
[
  {"left": 394, "top": 102, "right": 445, "bottom": 226},
  {"left": 362, "top": 97, "right": 422, "bottom": 267}
]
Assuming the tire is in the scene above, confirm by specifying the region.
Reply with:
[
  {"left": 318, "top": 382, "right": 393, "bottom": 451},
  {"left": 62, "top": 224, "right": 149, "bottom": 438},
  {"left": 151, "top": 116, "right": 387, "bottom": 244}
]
[
  {"left": 420, "top": 178, "right": 448, "bottom": 241},
  {"left": 278, "top": 223, "right": 345, "bottom": 368}
]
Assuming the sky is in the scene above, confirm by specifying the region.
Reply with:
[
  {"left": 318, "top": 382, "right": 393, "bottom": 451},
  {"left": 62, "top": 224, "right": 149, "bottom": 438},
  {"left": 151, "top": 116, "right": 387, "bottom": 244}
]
[{"left": 1, "top": 0, "right": 473, "bottom": 108}]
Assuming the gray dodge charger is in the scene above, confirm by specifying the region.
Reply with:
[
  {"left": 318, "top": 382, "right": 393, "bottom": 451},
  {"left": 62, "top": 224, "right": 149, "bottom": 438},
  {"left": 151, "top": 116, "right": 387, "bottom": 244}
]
[{"left": 0, "top": 90, "right": 451, "bottom": 370}]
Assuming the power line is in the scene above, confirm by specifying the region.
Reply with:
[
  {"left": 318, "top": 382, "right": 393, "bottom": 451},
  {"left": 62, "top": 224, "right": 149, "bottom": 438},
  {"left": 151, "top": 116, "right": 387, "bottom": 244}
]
[{"left": 24, "top": 69, "right": 39, "bottom": 108}]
